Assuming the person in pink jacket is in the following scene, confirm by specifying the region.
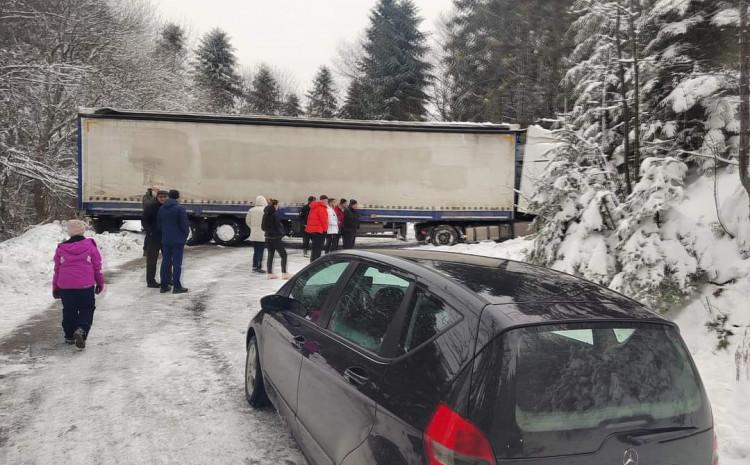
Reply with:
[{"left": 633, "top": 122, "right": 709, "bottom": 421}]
[{"left": 52, "top": 220, "right": 105, "bottom": 349}]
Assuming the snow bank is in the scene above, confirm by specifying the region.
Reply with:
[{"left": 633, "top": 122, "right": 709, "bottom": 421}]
[
  {"left": 0, "top": 222, "right": 143, "bottom": 339},
  {"left": 671, "top": 282, "right": 750, "bottom": 465},
  {"left": 424, "top": 236, "right": 532, "bottom": 261}
]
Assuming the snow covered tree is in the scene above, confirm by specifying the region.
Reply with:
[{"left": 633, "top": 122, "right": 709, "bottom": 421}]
[
  {"left": 638, "top": 0, "right": 739, "bottom": 174},
  {"left": 527, "top": 128, "right": 620, "bottom": 285},
  {"left": 157, "top": 23, "right": 187, "bottom": 57},
  {"left": 306, "top": 66, "right": 338, "bottom": 118},
  {"left": 611, "top": 157, "right": 695, "bottom": 311},
  {"left": 248, "top": 65, "right": 282, "bottom": 115},
  {"left": 360, "top": 0, "right": 432, "bottom": 120},
  {"left": 192, "top": 28, "right": 240, "bottom": 112},
  {"left": 281, "top": 93, "right": 303, "bottom": 117}
]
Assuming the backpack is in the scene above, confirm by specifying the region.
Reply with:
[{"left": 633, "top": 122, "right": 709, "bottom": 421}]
[{"left": 261, "top": 209, "right": 272, "bottom": 232}]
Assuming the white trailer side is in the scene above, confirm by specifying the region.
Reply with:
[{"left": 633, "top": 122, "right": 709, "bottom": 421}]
[{"left": 80, "top": 115, "right": 517, "bottom": 211}]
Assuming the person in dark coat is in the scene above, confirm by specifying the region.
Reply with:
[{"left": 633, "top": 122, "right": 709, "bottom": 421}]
[
  {"left": 141, "top": 188, "right": 154, "bottom": 256},
  {"left": 342, "top": 199, "right": 360, "bottom": 249},
  {"left": 299, "top": 196, "right": 315, "bottom": 257},
  {"left": 142, "top": 190, "right": 168, "bottom": 288},
  {"left": 263, "top": 199, "right": 289, "bottom": 279},
  {"left": 157, "top": 189, "right": 189, "bottom": 294},
  {"left": 305, "top": 195, "right": 329, "bottom": 262}
]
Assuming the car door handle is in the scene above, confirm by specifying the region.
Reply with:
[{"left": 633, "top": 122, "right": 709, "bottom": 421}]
[
  {"left": 292, "top": 335, "right": 305, "bottom": 350},
  {"left": 343, "top": 366, "right": 369, "bottom": 386}
]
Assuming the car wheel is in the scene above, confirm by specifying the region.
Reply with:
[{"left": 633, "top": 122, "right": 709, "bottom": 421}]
[
  {"left": 245, "top": 335, "right": 269, "bottom": 407},
  {"left": 430, "top": 224, "right": 460, "bottom": 246}
]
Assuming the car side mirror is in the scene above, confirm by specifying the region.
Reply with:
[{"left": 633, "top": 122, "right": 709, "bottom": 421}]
[{"left": 261, "top": 294, "right": 306, "bottom": 316}]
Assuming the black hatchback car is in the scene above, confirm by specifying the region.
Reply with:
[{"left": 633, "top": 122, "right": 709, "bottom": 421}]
[{"left": 244, "top": 250, "right": 716, "bottom": 465}]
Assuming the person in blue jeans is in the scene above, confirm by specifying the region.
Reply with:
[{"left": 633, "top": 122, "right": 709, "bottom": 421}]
[{"left": 157, "top": 189, "right": 189, "bottom": 294}]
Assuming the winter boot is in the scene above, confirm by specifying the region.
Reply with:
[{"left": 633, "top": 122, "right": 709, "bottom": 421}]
[
  {"left": 73, "top": 328, "right": 86, "bottom": 350},
  {"left": 160, "top": 286, "right": 172, "bottom": 293},
  {"left": 65, "top": 337, "right": 74, "bottom": 345},
  {"left": 172, "top": 287, "right": 189, "bottom": 294}
]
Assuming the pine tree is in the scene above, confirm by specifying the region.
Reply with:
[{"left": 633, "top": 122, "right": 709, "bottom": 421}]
[
  {"left": 360, "top": 0, "right": 432, "bottom": 120},
  {"left": 157, "top": 23, "right": 186, "bottom": 56},
  {"left": 306, "top": 66, "right": 338, "bottom": 118},
  {"left": 281, "top": 93, "right": 303, "bottom": 117},
  {"left": 444, "top": 0, "right": 573, "bottom": 124},
  {"left": 249, "top": 65, "right": 281, "bottom": 115},
  {"left": 192, "top": 28, "right": 240, "bottom": 112},
  {"left": 339, "top": 78, "right": 373, "bottom": 119}
]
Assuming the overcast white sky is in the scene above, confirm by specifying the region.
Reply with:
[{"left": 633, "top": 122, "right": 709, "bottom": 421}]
[{"left": 153, "top": 0, "right": 454, "bottom": 93}]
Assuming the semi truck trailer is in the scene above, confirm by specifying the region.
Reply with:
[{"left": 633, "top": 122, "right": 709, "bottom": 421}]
[{"left": 77, "top": 108, "right": 527, "bottom": 246}]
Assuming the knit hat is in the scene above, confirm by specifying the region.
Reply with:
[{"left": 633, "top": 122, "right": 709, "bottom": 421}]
[{"left": 66, "top": 219, "right": 87, "bottom": 237}]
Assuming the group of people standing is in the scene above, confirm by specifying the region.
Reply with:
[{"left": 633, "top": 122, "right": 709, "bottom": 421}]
[
  {"left": 142, "top": 187, "right": 190, "bottom": 294},
  {"left": 246, "top": 195, "right": 290, "bottom": 279},
  {"left": 246, "top": 195, "right": 361, "bottom": 278},
  {"left": 300, "top": 195, "right": 359, "bottom": 261}
]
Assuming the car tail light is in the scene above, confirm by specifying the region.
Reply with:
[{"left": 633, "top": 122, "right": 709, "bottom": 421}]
[
  {"left": 423, "top": 403, "right": 497, "bottom": 465},
  {"left": 711, "top": 431, "right": 719, "bottom": 465}
]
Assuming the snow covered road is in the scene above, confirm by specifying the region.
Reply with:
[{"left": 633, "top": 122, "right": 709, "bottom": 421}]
[{"left": 0, "top": 244, "right": 310, "bottom": 465}]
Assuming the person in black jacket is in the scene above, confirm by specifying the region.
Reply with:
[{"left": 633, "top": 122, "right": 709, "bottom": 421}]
[
  {"left": 299, "top": 196, "right": 315, "bottom": 257},
  {"left": 342, "top": 199, "right": 360, "bottom": 249},
  {"left": 263, "top": 199, "right": 289, "bottom": 279},
  {"left": 142, "top": 190, "right": 169, "bottom": 288},
  {"left": 141, "top": 188, "right": 155, "bottom": 256}
]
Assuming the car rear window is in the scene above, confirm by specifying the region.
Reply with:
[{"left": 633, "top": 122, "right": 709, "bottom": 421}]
[{"left": 472, "top": 322, "right": 711, "bottom": 459}]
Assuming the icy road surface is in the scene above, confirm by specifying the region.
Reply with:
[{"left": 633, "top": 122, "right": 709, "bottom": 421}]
[{"left": 0, "top": 244, "right": 315, "bottom": 465}]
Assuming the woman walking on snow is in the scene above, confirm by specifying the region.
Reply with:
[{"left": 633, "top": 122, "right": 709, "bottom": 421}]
[
  {"left": 262, "top": 199, "right": 289, "bottom": 279},
  {"left": 52, "top": 220, "right": 105, "bottom": 349}
]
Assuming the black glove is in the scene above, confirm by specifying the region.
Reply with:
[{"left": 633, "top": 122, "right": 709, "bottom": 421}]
[
  {"left": 53, "top": 289, "right": 60, "bottom": 299},
  {"left": 95, "top": 285, "right": 103, "bottom": 295}
]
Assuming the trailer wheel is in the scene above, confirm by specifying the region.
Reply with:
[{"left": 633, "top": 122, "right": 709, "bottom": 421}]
[
  {"left": 187, "top": 219, "right": 211, "bottom": 246},
  {"left": 92, "top": 217, "right": 122, "bottom": 234},
  {"left": 212, "top": 217, "right": 244, "bottom": 246},
  {"left": 430, "top": 225, "right": 460, "bottom": 246}
]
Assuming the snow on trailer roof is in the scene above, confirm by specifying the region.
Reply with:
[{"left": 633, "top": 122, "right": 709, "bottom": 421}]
[{"left": 77, "top": 107, "right": 522, "bottom": 134}]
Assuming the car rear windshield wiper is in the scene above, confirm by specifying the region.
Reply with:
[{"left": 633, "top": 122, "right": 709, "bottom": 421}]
[
  {"left": 618, "top": 426, "right": 699, "bottom": 443},
  {"left": 623, "top": 426, "right": 698, "bottom": 437}
]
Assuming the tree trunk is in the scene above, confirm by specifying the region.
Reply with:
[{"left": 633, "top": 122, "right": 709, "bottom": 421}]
[
  {"left": 740, "top": 0, "right": 750, "bottom": 203},
  {"left": 629, "top": 0, "right": 641, "bottom": 183},
  {"left": 616, "top": 7, "right": 633, "bottom": 195}
]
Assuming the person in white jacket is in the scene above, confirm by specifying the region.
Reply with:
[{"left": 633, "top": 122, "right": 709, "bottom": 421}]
[
  {"left": 324, "top": 198, "right": 340, "bottom": 254},
  {"left": 245, "top": 195, "right": 268, "bottom": 272}
]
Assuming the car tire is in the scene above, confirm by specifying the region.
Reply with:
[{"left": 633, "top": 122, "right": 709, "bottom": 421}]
[
  {"left": 430, "top": 224, "right": 460, "bottom": 246},
  {"left": 212, "top": 217, "right": 243, "bottom": 246},
  {"left": 245, "top": 335, "right": 269, "bottom": 408}
]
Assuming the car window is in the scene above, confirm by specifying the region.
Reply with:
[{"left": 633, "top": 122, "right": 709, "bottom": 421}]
[
  {"left": 328, "top": 264, "right": 411, "bottom": 354},
  {"left": 476, "top": 322, "right": 711, "bottom": 459},
  {"left": 398, "top": 288, "right": 461, "bottom": 354},
  {"left": 289, "top": 260, "right": 350, "bottom": 325}
]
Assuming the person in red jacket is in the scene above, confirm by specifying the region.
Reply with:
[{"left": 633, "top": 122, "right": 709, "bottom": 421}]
[{"left": 305, "top": 195, "right": 329, "bottom": 262}]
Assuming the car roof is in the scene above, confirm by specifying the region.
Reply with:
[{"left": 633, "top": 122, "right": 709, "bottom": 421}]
[{"left": 334, "top": 249, "right": 663, "bottom": 325}]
